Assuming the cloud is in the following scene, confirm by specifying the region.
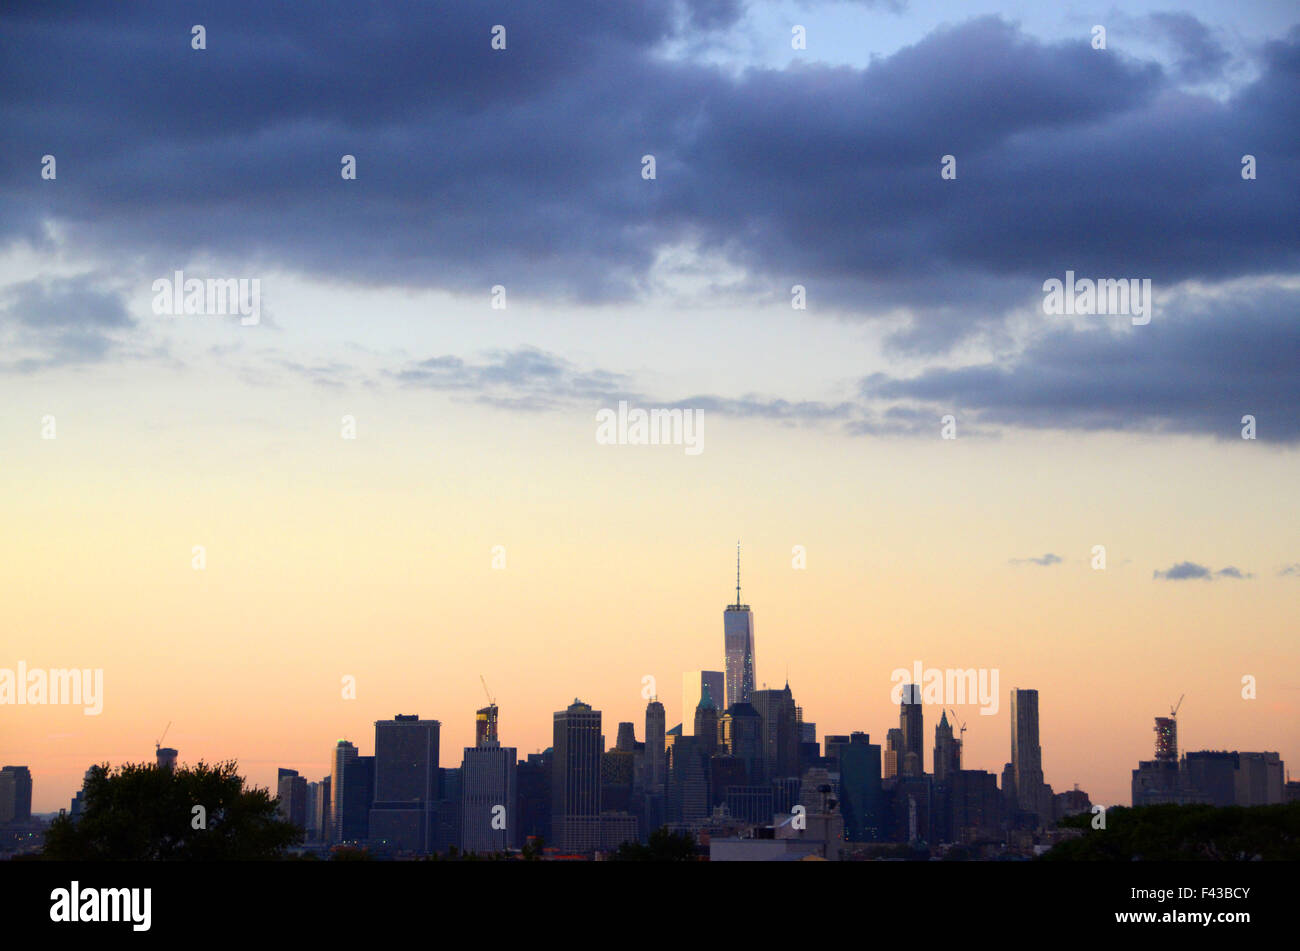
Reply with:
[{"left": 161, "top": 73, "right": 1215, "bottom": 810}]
[
  {"left": 860, "top": 284, "right": 1300, "bottom": 442},
  {"left": 1153, "top": 561, "right": 1212, "bottom": 580},
  {"left": 0, "top": 275, "right": 136, "bottom": 372},
  {"left": 2, "top": 9, "right": 1296, "bottom": 337},
  {"left": 1144, "top": 12, "right": 1232, "bottom": 82},
  {"left": 389, "top": 347, "right": 638, "bottom": 411},
  {"left": 1153, "top": 561, "right": 1254, "bottom": 581},
  {"left": 1279, "top": 564, "right": 1300, "bottom": 577},
  {"left": 1009, "top": 553, "right": 1062, "bottom": 567},
  {"left": 1214, "top": 566, "right": 1253, "bottom": 579}
]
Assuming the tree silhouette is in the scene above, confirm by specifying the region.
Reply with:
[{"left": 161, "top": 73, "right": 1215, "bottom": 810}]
[
  {"left": 42, "top": 760, "right": 303, "bottom": 860},
  {"left": 1043, "top": 802, "right": 1300, "bottom": 861},
  {"left": 609, "top": 827, "right": 698, "bottom": 861}
]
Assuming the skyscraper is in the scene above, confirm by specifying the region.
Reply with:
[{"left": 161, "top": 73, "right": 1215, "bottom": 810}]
[
  {"left": 374, "top": 714, "right": 440, "bottom": 803},
  {"left": 683, "top": 670, "right": 725, "bottom": 736},
  {"left": 900, "top": 683, "right": 924, "bottom": 776},
  {"left": 340, "top": 755, "right": 375, "bottom": 843},
  {"left": 644, "top": 698, "right": 666, "bottom": 794},
  {"left": 552, "top": 699, "right": 602, "bottom": 852},
  {"left": 476, "top": 704, "right": 499, "bottom": 746},
  {"left": 276, "top": 768, "right": 308, "bottom": 829},
  {"left": 665, "top": 734, "right": 710, "bottom": 822},
  {"left": 461, "top": 708, "right": 517, "bottom": 853},
  {"left": 934, "top": 711, "right": 960, "bottom": 782},
  {"left": 1010, "top": 688, "right": 1047, "bottom": 823},
  {"left": 615, "top": 721, "right": 636, "bottom": 752},
  {"left": 884, "top": 728, "right": 904, "bottom": 780},
  {"left": 370, "top": 714, "right": 440, "bottom": 853},
  {"left": 0, "top": 766, "right": 33, "bottom": 825},
  {"left": 308, "top": 777, "right": 330, "bottom": 842},
  {"left": 693, "top": 683, "right": 720, "bottom": 756},
  {"left": 825, "top": 733, "right": 884, "bottom": 842},
  {"left": 329, "top": 739, "right": 359, "bottom": 844},
  {"left": 719, "top": 702, "right": 763, "bottom": 783},
  {"left": 752, "top": 683, "right": 799, "bottom": 780},
  {"left": 724, "top": 544, "right": 756, "bottom": 708},
  {"left": 1154, "top": 715, "right": 1177, "bottom": 762}
]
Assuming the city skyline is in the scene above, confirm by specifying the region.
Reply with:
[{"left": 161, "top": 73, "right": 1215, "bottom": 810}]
[
  {"left": 6, "top": 550, "right": 1295, "bottom": 816},
  {"left": 3, "top": 0, "right": 1298, "bottom": 831}
]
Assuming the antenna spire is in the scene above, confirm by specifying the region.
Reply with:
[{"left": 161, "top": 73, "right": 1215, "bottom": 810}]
[{"left": 735, "top": 541, "right": 742, "bottom": 606}]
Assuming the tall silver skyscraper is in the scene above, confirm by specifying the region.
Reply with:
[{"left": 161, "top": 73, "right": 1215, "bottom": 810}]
[{"left": 724, "top": 544, "right": 755, "bottom": 708}]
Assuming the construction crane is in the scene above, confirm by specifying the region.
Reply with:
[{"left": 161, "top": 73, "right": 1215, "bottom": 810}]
[
  {"left": 949, "top": 709, "right": 967, "bottom": 742},
  {"left": 1170, "top": 694, "right": 1184, "bottom": 718},
  {"left": 480, "top": 675, "right": 495, "bottom": 707},
  {"left": 155, "top": 721, "right": 171, "bottom": 752}
]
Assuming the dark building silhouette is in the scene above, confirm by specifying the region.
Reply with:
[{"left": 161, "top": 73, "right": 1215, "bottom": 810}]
[
  {"left": 825, "top": 733, "right": 883, "bottom": 842},
  {"left": 276, "top": 768, "right": 308, "bottom": 829},
  {"left": 516, "top": 750, "right": 552, "bottom": 844},
  {"left": 666, "top": 733, "right": 710, "bottom": 823},
  {"left": 719, "top": 702, "right": 763, "bottom": 784},
  {"left": 752, "top": 683, "right": 799, "bottom": 780},
  {"left": 370, "top": 714, "right": 440, "bottom": 853},
  {"left": 899, "top": 683, "right": 924, "bottom": 777},
  {"left": 945, "top": 769, "right": 1002, "bottom": 842},
  {"left": 0, "top": 766, "right": 32, "bottom": 825},
  {"left": 710, "top": 754, "right": 748, "bottom": 809},
  {"left": 933, "top": 711, "right": 960, "bottom": 782},
  {"left": 644, "top": 699, "right": 666, "bottom": 795},
  {"left": 889, "top": 774, "right": 933, "bottom": 844},
  {"left": 340, "top": 755, "right": 374, "bottom": 843},
  {"left": 693, "top": 684, "right": 720, "bottom": 756},
  {"left": 601, "top": 748, "right": 635, "bottom": 814}
]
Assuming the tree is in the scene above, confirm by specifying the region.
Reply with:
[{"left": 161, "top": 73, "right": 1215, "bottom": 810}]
[
  {"left": 1042, "top": 802, "right": 1300, "bottom": 861},
  {"left": 609, "top": 827, "right": 698, "bottom": 861},
  {"left": 42, "top": 760, "right": 303, "bottom": 860}
]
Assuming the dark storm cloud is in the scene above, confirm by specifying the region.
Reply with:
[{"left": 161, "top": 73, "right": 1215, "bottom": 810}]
[
  {"left": 2, "top": 7, "right": 1296, "bottom": 319},
  {"left": 1145, "top": 12, "right": 1232, "bottom": 82},
  {"left": 3, "top": 4, "right": 1298, "bottom": 440},
  {"left": 860, "top": 286, "right": 1300, "bottom": 441}
]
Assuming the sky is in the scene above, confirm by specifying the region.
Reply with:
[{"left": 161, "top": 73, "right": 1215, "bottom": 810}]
[{"left": 1, "top": 0, "right": 1297, "bottom": 813}]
